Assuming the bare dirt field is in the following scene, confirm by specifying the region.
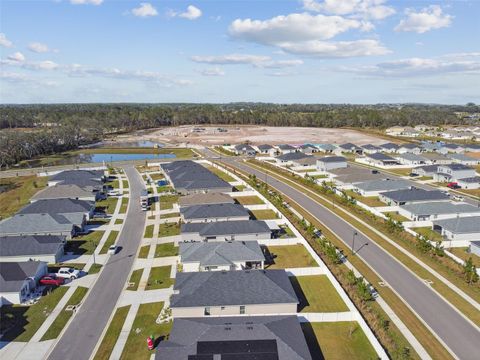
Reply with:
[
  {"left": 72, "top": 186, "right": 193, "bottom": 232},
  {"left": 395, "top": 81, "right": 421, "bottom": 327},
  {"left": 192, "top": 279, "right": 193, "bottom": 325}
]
[{"left": 116, "top": 125, "right": 386, "bottom": 146}]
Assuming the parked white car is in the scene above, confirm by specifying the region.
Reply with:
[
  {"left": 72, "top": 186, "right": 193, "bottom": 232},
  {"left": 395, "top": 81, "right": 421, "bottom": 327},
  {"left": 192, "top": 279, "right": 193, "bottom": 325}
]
[
  {"left": 56, "top": 267, "right": 80, "bottom": 280},
  {"left": 107, "top": 245, "right": 118, "bottom": 255},
  {"left": 107, "top": 190, "right": 119, "bottom": 196}
]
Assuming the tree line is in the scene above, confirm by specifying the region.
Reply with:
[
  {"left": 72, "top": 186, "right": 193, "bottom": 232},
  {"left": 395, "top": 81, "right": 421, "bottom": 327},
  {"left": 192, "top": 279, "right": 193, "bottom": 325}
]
[{"left": 0, "top": 103, "right": 478, "bottom": 169}]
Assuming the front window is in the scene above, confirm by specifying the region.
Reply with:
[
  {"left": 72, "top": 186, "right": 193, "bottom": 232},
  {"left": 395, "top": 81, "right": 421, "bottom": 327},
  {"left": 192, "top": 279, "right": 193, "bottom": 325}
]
[{"left": 240, "top": 305, "right": 245, "bottom": 314}]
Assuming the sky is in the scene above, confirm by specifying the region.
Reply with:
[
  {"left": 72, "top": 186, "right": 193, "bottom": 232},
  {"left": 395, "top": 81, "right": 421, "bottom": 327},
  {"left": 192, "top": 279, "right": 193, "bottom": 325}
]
[{"left": 0, "top": 0, "right": 479, "bottom": 104}]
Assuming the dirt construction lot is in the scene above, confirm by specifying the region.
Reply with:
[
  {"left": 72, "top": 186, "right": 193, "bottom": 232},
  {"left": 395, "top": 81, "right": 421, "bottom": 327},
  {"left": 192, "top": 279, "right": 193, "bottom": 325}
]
[{"left": 118, "top": 125, "right": 386, "bottom": 146}]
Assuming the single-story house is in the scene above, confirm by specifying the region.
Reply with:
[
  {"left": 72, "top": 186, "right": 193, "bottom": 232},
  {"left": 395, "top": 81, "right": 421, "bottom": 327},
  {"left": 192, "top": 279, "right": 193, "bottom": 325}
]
[
  {"left": 421, "top": 153, "right": 452, "bottom": 165},
  {"left": 256, "top": 144, "right": 275, "bottom": 155},
  {"left": 434, "top": 164, "right": 476, "bottom": 182},
  {"left": 470, "top": 241, "right": 480, "bottom": 257},
  {"left": 432, "top": 217, "right": 480, "bottom": 245},
  {"left": 398, "top": 202, "right": 480, "bottom": 222},
  {"left": 412, "top": 165, "right": 439, "bottom": 177},
  {"left": 0, "top": 261, "right": 47, "bottom": 306},
  {"left": 0, "top": 213, "right": 79, "bottom": 239},
  {"left": 353, "top": 179, "right": 412, "bottom": 197},
  {"left": 47, "top": 169, "right": 106, "bottom": 187},
  {"left": 180, "top": 203, "right": 250, "bottom": 223},
  {"left": 155, "top": 315, "right": 313, "bottom": 360},
  {"left": 397, "top": 143, "right": 422, "bottom": 154},
  {"left": 170, "top": 269, "right": 298, "bottom": 317},
  {"left": 456, "top": 176, "right": 480, "bottom": 190},
  {"left": 298, "top": 144, "right": 318, "bottom": 154},
  {"left": 275, "top": 152, "right": 310, "bottom": 165},
  {"left": 291, "top": 156, "right": 317, "bottom": 167},
  {"left": 395, "top": 153, "right": 428, "bottom": 166},
  {"left": 361, "top": 144, "right": 381, "bottom": 154},
  {"left": 178, "top": 193, "right": 235, "bottom": 209},
  {"left": 18, "top": 198, "right": 95, "bottom": 221},
  {"left": 316, "top": 144, "right": 336, "bottom": 153},
  {"left": 161, "top": 161, "right": 232, "bottom": 194},
  {"left": 31, "top": 184, "right": 100, "bottom": 202},
  {"left": 440, "top": 143, "right": 465, "bottom": 154},
  {"left": 316, "top": 156, "right": 347, "bottom": 172},
  {"left": 379, "top": 188, "right": 449, "bottom": 206},
  {"left": 234, "top": 144, "right": 256, "bottom": 156},
  {"left": 364, "top": 153, "right": 399, "bottom": 167},
  {"left": 277, "top": 144, "right": 297, "bottom": 154},
  {"left": 379, "top": 143, "right": 399, "bottom": 153},
  {"left": 338, "top": 143, "right": 363, "bottom": 154},
  {"left": 179, "top": 241, "right": 265, "bottom": 272},
  {"left": 180, "top": 220, "right": 272, "bottom": 242},
  {"left": 0, "top": 235, "right": 65, "bottom": 263},
  {"left": 448, "top": 153, "right": 479, "bottom": 166},
  {"left": 334, "top": 173, "right": 386, "bottom": 187}
]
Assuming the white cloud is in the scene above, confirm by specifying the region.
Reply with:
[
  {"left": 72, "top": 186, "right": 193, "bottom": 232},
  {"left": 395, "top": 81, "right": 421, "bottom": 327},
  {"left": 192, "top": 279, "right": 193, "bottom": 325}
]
[
  {"left": 229, "top": 13, "right": 364, "bottom": 43},
  {"left": 341, "top": 54, "right": 480, "bottom": 77},
  {"left": 0, "top": 33, "right": 13, "bottom": 48},
  {"left": 7, "top": 52, "right": 25, "bottom": 62},
  {"left": 191, "top": 54, "right": 304, "bottom": 68},
  {"left": 179, "top": 5, "right": 202, "bottom": 20},
  {"left": 0, "top": 72, "right": 30, "bottom": 82},
  {"left": 168, "top": 5, "right": 202, "bottom": 20},
  {"left": 70, "top": 0, "right": 103, "bottom": 5},
  {"left": 279, "top": 39, "right": 389, "bottom": 57},
  {"left": 28, "top": 42, "right": 50, "bottom": 53},
  {"left": 395, "top": 5, "right": 452, "bottom": 33},
  {"left": 200, "top": 67, "right": 225, "bottom": 76},
  {"left": 303, "top": 0, "right": 395, "bottom": 20},
  {"left": 132, "top": 3, "right": 158, "bottom": 17}
]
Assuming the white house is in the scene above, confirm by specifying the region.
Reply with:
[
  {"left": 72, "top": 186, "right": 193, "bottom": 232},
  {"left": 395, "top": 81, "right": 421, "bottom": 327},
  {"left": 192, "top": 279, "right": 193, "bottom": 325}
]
[
  {"left": 434, "top": 164, "right": 476, "bottom": 182},
  {"left": 0, "top": 261, "right": 47, "bottom": 306},
  {"left": 398, "top": 202, "right": 480, "bottom": 222},
  {"left": 456, "top": 177, "right": 480, "bottom": 190},
  {"left": 316, "top": 156, "right": 347, "bottom": 172},
  {"left": 432, "top": 217, "right": 480, "bottom": 247}
]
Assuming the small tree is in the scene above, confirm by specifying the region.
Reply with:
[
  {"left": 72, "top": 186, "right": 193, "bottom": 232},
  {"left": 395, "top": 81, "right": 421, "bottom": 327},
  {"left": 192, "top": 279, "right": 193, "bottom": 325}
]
[
  {"left": 463, "top": 258, "right": 479, "bottom": 285},
  {"left": 346, "top": 269, "right": 357, "bottom": 285}
]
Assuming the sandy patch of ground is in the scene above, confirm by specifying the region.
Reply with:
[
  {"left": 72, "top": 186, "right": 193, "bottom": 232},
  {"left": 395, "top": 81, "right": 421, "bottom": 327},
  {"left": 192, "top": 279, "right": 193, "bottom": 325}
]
[{"left": 116, "top": 125, "right": 386, "bottom": 146}]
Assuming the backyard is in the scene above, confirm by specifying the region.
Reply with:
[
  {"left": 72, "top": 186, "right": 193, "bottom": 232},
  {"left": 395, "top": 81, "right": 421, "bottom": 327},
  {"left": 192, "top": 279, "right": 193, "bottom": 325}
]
[
  {"left": 0, "top": 175, "right": 48, "bottom": 218},
  {"left": 251, "top": 209, "right": 279, "bottom": 220},
  {"left": 413, "top": 227, "right": 444, "bottom": 242},
  {"left": 234, "top": 195, "right": 264, "bottom": 205},
  {"left": 265, "top": 245, "right": 318, "bottom": 269},
  {"left": 204, "top": 165, "right": 236, "bottom": 182}
]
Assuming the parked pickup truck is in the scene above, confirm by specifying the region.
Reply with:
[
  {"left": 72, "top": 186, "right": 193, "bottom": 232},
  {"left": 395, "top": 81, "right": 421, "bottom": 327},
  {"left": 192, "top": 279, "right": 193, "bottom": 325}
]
[
  {"left": 447, "top": 182, "right": 461, "bottom": 189},
  {"left": 56, "top": 267, "right": 80, "bottom": 280}
]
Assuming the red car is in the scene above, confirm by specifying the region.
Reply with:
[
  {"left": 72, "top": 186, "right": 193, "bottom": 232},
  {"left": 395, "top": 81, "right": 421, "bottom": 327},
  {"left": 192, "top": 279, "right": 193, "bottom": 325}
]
[
  {"left": 447, "top": 182, "right": 460, "bottom": 189},
  {"left": 39, "top": 275, "right": 64, "bottom": 286}
]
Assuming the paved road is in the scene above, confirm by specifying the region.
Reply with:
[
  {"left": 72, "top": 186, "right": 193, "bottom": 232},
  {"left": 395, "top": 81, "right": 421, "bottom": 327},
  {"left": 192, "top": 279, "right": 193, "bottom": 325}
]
[
  {"left": 212, "top": 153, "right": 480, "bottom": 360},
  {"left": 48, "top": 166, "right": 146, "bottom": 360}
]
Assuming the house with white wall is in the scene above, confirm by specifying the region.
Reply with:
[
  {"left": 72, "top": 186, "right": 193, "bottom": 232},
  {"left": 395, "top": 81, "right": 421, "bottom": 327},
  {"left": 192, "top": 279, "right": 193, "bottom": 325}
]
[
  {"left": 0, "top": 261, "right": 47, "bottom": 306},
  {"left": 432, "top": 217, "right": 480, "bottom": 247}
]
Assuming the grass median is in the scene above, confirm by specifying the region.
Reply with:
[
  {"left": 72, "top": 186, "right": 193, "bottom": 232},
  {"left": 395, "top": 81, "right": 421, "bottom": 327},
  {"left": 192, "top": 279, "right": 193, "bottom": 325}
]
[{"left": 93, "top": 305, "right": 131, "bottom": 360}]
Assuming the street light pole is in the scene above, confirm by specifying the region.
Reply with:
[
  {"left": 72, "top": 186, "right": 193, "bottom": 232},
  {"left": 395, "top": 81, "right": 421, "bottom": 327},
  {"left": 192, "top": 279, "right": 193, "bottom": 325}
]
[
  {"left": 351, "top": 231, "right": 358, "bottom": 255},
  {"left": 92, "top": 241, "right": 97, "bottom": 264}
]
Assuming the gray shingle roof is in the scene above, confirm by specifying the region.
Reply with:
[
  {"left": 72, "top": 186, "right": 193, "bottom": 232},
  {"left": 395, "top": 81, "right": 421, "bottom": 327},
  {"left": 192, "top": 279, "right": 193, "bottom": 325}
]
[
  {"left": 277, "top": 152, "right": 310, "bottom": 161},
  {"left": 440, "top": 163, "right": 474, "bottom": 171},
  {"left": 180, "top": 203, "right": 249, "bottom": 220},
  {"left": 339, "top": 143, "right": 361, "bottom": 150},
  {"left": 179, "top": 241, "right": 265, "bottom": 266},
  {"left": 448, "top": 153, "right": 477, "bottom": 162},
  {"left": 277, "top": 144, "right": 296, "bottom": 150},
  {"left": 18, "top": 199, "right": 94, "bottom": 215},
  {"left": 171, "top": 269, "right": 298, "bottom": 307},
  {"left": 257, "top": 144, "right": 274, "bottom": 151},
  {"left": 382, "top": 188, "right": 449, "bottom": 203},
  {"left": 380, "top": 143, "right": 399, "bottom": 150},
  {"left": 181, "top": 220, "right": 271, "bottom": 237},
  {"left": 32, "top": 184, "right": 95, "bottom": 201},
  {"left": 317, "top": 156, "right": 346, "bottom": 163},
  {"left": 178, "top": 193, "right": 234, "bottom": 207},
  {"left": 362, "top": 144, "right": 381, "bottom": 150},
  {"left": 49, "top": 170, "right": 104, "bottom": 182},
  {"left": 367, "top": 153, "right": 397, "bottom": 161},
  {"left": 0, "top": 213, "right": 76, "bottom": 236},
  {"left": 433, "top": 216, "right": 480, "bottom": 234},
  {"left": 457, "top": 176, "right": 480, "bottom": 183},
  {"left": 0, "top": 261, "right": 45, "bottom": 292},
  {"left": 234, "top": 144, "right": 256, "bottom": 152},
  {"left": 0, "top": 235, "right": 65, "bottom": 257},
  {"left": 401, "top": 202, "right": 480, "bottom": 216},
  {"left": 156, "top": 316, "right": 312, "bottom": 360},
  {"left": 395, "top": 153, "right": 427, "bottom": 162},
  {"left": 161, "top": 161, "right": 231, "bottom": 191}
]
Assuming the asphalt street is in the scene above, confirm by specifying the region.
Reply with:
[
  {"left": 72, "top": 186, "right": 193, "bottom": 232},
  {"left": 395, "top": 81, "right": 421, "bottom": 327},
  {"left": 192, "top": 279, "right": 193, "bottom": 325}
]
[
  {"left": 48, "top": 166, "right": 146, "bottom": 360},
  {"left": 217, "top": 154, "right": 480, "bottom": 360}
]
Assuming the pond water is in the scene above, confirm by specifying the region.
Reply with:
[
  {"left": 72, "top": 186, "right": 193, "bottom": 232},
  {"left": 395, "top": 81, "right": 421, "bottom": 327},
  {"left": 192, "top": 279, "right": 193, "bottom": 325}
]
[
  {"left": 102, "top": 140, "right": 164, "bottom": 148},
  {"left": 10, "top": 152, "right": 176, "bottom": 169}
]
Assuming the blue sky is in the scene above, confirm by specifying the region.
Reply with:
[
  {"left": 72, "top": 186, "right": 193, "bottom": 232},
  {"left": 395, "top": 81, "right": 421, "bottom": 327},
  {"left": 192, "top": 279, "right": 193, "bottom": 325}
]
[{"left": 0, "top": 0, "right": 479, "bottom": 104}]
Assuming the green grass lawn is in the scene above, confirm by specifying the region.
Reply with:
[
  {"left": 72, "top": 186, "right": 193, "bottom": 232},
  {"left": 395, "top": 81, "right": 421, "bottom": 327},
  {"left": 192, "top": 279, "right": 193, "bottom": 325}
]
[
  {"left": 234, "top": 184, "right": 247, "bottom": 191},
  {"left": 88, "top": 263, "right": 103, "bottom": 275},
  {"left": 122, "top": 179, "right": 129, "bottom": 189},
  {"left": 383, "top": 211, "right": 409, "bottom": 222},
  {"left": 41, "top": 287, "right": 89, "bottom": 341},
  {"left": 0, "top": 287, "right": 68, "bottom": 342},
  {"left": 159, "top": 195, "right": 179, "bottom": 210},
  {"left": 344, "top": 190, "right": 384, "bottom": 207},
  {"left": 146, "top": 266, "right": 174, "bottom": 290},
  {"left": 159, "top": 222, "right": 180, "bottom": 237},
  {"left": 234, "top": 195, "right": 264, "bottom": 205},
  {"left": 127, "top": 269, "right": 144, "bottom": 291},
  {"left": 279, "top": 225, "right": 296, "bottom": 238},
  {"left": 157, "top": 185, "right": 173, "bottom": 193},
  {"left": 99, "top": 230, "right": 119, "bottom": 254},
  {"left": 291, "top": 275, "right": 349, "bottom": 313},
  {"left": 150, "top": 173, "right": 165, "bottom": 181},
  {"left": 144, "top": 224, "right": 154, "bottom": 238},
  {"left": 93, "top": 305, "right": 131, "bottom": 360},
  {"left": 457, "top": 188, "right": 480, "bottom": 199},
  {"left": 160, "top": 212, "right": 180, "bottom": 219},
  {"left": 388, "top": 168, "right": 413, "bottom": 177},
  {"left": 416, "top": 176, "right": 433, "bottom": 181},
  {"left": 413, "top": 227, "right": 444, "bottom": 241},
  {"left": 120, "top": 302, "right": 172, "bottom": 360},
  {"left": 154, "top": 242, "right": 178, "bottom": 257},
  {"left": 265, "top": 245, "right": 318, "bottom": 269},
  {"left": 66, "top": 231, "right": 105, "bottom": 255},
  {"left": 119, "top": 197, "right": 128, "bottom": 214},
  {"left": 205, "top": 165, "right": 236, "bottom": 182},
  {"left": 75, "top": 147, "right": 194, "bottom": 158},
  {"left": 114, "top": 218, "right": 124, "bottom": 225},
  {"left": 301, "top": 322, "right": 378, "bottom": 360},
  {"left": 251, "top": 209, "right": 279, "bottom": 220},
  {"left": 96, "top": 197, "right": 118, "bottom": 214},
  {"left": 448, "top": 247, "right": 480, "bottom": 267},
  {"left": 0, "top": 175, "right": 48, "bottom": 218},
  {"left": 138, "top": 245, "right": 150, "bottom": 258}
]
